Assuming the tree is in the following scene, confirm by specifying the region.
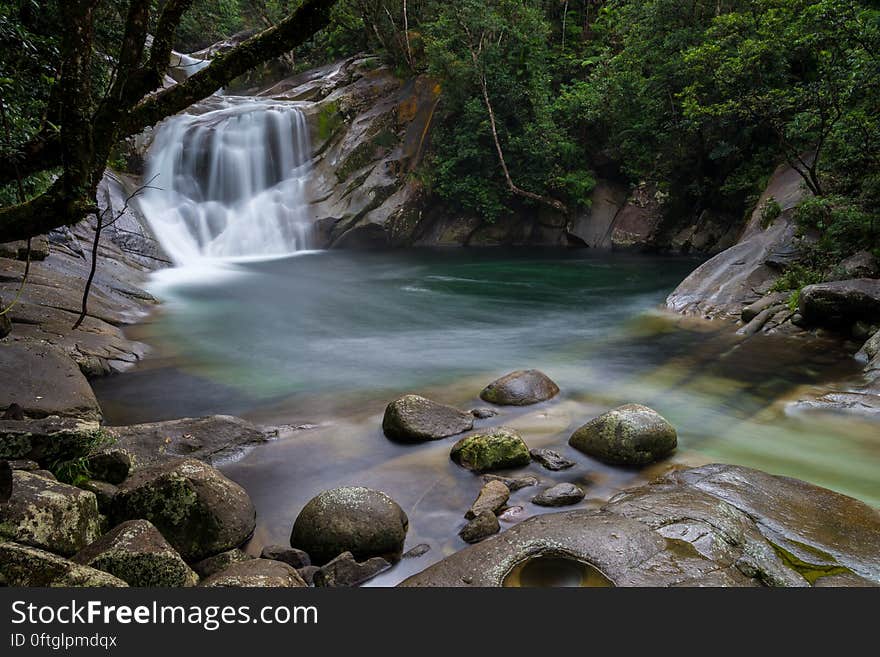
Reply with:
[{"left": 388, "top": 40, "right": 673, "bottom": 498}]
[{"left": 0, "top": 0, "right": 338, "bottom": 243}]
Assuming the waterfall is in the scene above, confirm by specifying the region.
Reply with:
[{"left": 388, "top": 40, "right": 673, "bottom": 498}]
[{"left": 138, "top": 96, "right": 313, "bottom": 264}]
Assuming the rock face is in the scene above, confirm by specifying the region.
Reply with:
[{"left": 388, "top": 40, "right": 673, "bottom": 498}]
[
  {"left": 106, "top": 415, "right": 269, "bottom": 468},
  {"left": 290, "top": 486, "right": 409, "bottom": 566},
  {"left": 0, "top": 470, "right": 102, "bottom": 556},
  {"left": 0, "top": 542, "right": 128, "bottom": 587},
  {"left": 667, "top": 162, "right": 807, "bottom": 320},
  {"left": 466, "top": 480, "right": 510, "bottom": 519},
  {"left": 401, "top": 464, "right": 880, "bottom": 587},
  {"left": 479, "top": 370, "right": 560, "bottom": 406},
  {"left": 200, "top": 558, "right": 307, "bottom": 587},
  {"left": 73, "top": 520, "right": 198, "bottom": 587},
  {"left": 798, "top": 279, "right": 880, "bottom": 329},
  {"left": 382, "top": 394, "right": 474, "bottom": 443},
  {"left": 532, "top": 483, "right": 585, "bottom": 507},
  {"left": 313, "top": 551, "right": 391, "bottom": 587},
  {"left": 109, "top": 458, "right": 256, "bottom": 562},
  {"left": 450, "top": 428, "right": 531, "bottom": 472},
  {"left": 569, "top": 404, "right": 677, "bottom": 466}
]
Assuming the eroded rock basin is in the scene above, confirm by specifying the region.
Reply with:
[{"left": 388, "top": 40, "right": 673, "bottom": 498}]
[{"left": 91, "top": 249, "right": 880, "bottom": 585}]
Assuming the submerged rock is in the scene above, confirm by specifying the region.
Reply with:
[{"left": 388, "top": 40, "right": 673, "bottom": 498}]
[
  {"left": 480, "top": 370, "right": 560, "bottom": 406},
  {"left": 200, "top": 558, "right": 307, "bottom": 587},
  {"left": 799, "top": 278, "right": 880, "bottom": 329},
  {"left": 402, "top": 464, "right": 880, "bottom": 587},
  {"left": 73, "top": 519, "right": 197, "bottom": 587},
  {"left": 529, "top": 447, "right": 576, "bottom": 471},
  {"left": 290, "top": 486, "right": 409, "bottom": 566},
  {"left": 193, "top": 549, "right": 252, "bottom": 579},
  {"left": 459, "top": 511, "right": 500, "bottom": 544},
  {"left": 450, "top": 428, "right": 531, "bottom": 472},
  {"left": 465, "top": 480, "right": 510, "bottom": 519},
  {"left": 382, "top": 394, "right": 473, "bottom": 443},
  {"left": 568, "top": 404, "right": 677, "bottom": 466},
  {"left": 109, "top": 457, "right": 256, "bottom": 562},
  {"left": 0, "top": 542, "right": 128, "bottom": 587},
  {"left": 260, "top": 545, "right": 311, "bottom": 569},
  {"left": 0, "top": 470, "right": 102, "bottom": 556},
  {"left": 402, "top": 543, "right": 431, "bottom": 559},
  {"left": 532, "top": 483, "right": 585, "bottom": 507},
  {"left": 314, "top": 551, "right": 391, "bottom": 587}
]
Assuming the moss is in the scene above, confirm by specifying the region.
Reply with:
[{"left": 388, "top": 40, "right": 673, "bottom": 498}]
[
  {"left": 336, "top": 140, "right": 377, "bottom": 182},
  {"left": 451, "top": 429, "right": 531, "bottom": 472},
  {"left": 316, "top": 100, "right": 343, "bottom": 143},
  {"left": 768, "top": 539, "right": 852, "bottom": 585}
]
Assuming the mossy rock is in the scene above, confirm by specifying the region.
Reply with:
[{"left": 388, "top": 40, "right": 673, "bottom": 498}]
[
  {"left": 568, "top": 404, "right": 677, "bottom": 466},
  {"left": 0, "top": 542, "right": 127, "bottom": 587},
  {"left": 450, "top": 428, "right": 531, "bottom": 473},
  {"left": 200, "top": 558, "right": 307, "bottom": 588}
]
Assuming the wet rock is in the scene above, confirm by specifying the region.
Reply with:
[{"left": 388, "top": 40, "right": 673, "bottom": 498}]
[
  {"left": 200, "top": 558, "right": 307, "bottom": 587},
  {"left": 480, "top": 370, "right": 560, "bottom": 406},
  {"left": 382, "top": 394, "right": 474, "bottom": 443},
  {"left": 529, "top": 447, "right": 576, "bottom": 471},
  {"left": 482, "top": 473, "right": 539, "bottom": 491},
  {"left": 470, "top": 408, "right": 498, "bottom": 419},
  {"left": 260, "top": 545, "right": 310, "bottom": 569},
  {"left": 86, "top": 449, "right": 131, "bottom": 484},
  {"left": 73, "top": 519, "right": 198, "bottom": 587},
  {"left": 459, "top": 511, "right": 500, "bottom": 544},
  {"left": 80, "top": 480, "right": 119, "bottom": 510},
  {"left": 799, "top": 278, "right": 880, "bottom": 329},
  {"left": 402, "top": 543, "right": 431, "bottom": 559},
  {"left": 0, "top": 416, "right": 103, "bottom": 463},
  {"left": 0, "top": 470, "right": 102, "bottom": 556},
  {"left": 0, "top": 542, "right": 127, "bottom": 587},
  {"left": 497, "top": 505, "right": 525, "bottom": 523},
  {"left": 0, "top": 460, "right": 10, "bottom": 503},
  {"left": 314, "top": 551, "right": 391, "bottom": 587},
  {"left": 402, "top": 464, "right": 880, "bottom": 587},
  {"left": 569, "top": 404, "right": 677, "bottom": 466},
  {"left": 790, "top": 391, "right": 880, "bottom": 418},
  {"left": 109, "top": 458, "right": 256, "bottom": 562},
  {"left": 450, "top": 427, "right": 531, "bottom": 472},
  {"left": 532, "top": 483, "right": 585, "bottom": 507},
  {"left": 107, "top": 415, "right": 269, "bottom": 469},
  {"left": 465, "top": 480, "right": 510, "bottom": 519},
  {"left": 290, "top": 487, "right": 408, "bottom": 565},
  {"left": 193, "top": 549, "right": 252, "bottom": 579},
  {"left": 297, "top": 565, "right": 321, "bottom": 586}
]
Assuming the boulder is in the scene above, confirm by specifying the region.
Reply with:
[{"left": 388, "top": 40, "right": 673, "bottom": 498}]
[
  {"left": 465, "top": 480, "right": 510, "bottom": 519},
  {"left": 450, "top": 428, "right": 531, "bottom": 473},
  {"left": 290, "top": 487, "right": 409, "bottom": 565},
  {"left": 382, "top": 395, "right": 473, "bottom": 443},
  {"left": 402, "top": 464, "right": 880, "bottom": 587},
  {"left": 200, "top": 558, "right": 307, "bottom": 587},
  {"left": 529, "top": 447, "right": 576, "bottom": 471},
  {"left": 459, "top": 511, "right": 500, "bottom": 544},
  {"left": 799, "top": 279, "right": 880, "bottom": 329},
  {"left": 0, "top": 417, "right": 104, "bottom": 463},
  {"left": 0, "top": 542, "right": 127, "bottom": 587},
  {"left": 260, "top": 545, "right": 311, "bottom": 569},
  {"left": 480, "top": 370, "right": 560, "bottom": 406},
  {"left": 193, "top": 548, "right": 253, "bottom": 578},
  {"left": 109, "top": 458, "right": 256, "bottom": 562},
  {"left": 532, "top": 483, "right": 586, "bottom": 507},
  {"left": 314, "top": 551, "right": 391, "bottom": 587},
  {"left": 836, "top": 251, "right": 879, "bottom": 280},
  {"left": 0, "top": 470, "right": 102, "bottom": 555},
  {"left": 86, "top": 449, "right": 131, "bottom": 484},
  {"left": 482, "top": 473, "right": 539, "bottom": 491},
  {"left": 569, "top": 404, "right": 677, "bottom": 466},
  {"left": 73, "top": 519, "right": 197, "bottom": 587}
]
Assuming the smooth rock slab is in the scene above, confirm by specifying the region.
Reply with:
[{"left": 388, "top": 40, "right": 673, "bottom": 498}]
[
  {"left": 0, "top": 470, "right": 102, "bottom": 556},
  {"left": 290, "top": 487, "right": 409, "bottom": 566},
  {"left": 0, "top": 542, "right": 127, "bottom": 587},
  {"left": 200, "top": 558, "right": 307, "bottom": 587},
  {"left": 532, "top": 483, "right": 585, "bottom": 507},
  {"left": 450, "top": 428, "right": 531, "bottom": 472},
  {"left": 480, "top": 370, "right": 560, "bottom": 406},
  {"left": 109, "top": 458, "right": 256, "bottom": 562},
  {"left": 382, "top": 395, "right": 474, "bottom": 442},
  {"left": 465, "top": 480, "right": 510, "bottom": 519},
  {"left": 569, "top": 404, "right": 677, "bottom": 466},
  {"left": 73, "top": 519, "right": 198, "bottom": 587}
]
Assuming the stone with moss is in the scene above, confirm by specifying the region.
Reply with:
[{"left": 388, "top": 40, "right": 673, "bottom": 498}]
[
  {"left": 0, "top": 542, "right": 128, "bottom": 587},
  {"left": 450, "top": 428, "right": 531, "bottom": 473},
  {"left": 193, "top": 548, "right": 253, "bottom": 578},
  {"left": 73, "top": 519, "right": 198, "bottom": 587},
  {"left": 382, "top": 394, "right": 473, "bottom": 443},
  {"left": 200, "top": 558, "right": 307, "bottom": 587},
  {"left": 569, "top": 404, "right": 677, "bottom": 466},
  {"left": 109, "top": 458, "right": 256, "bottom": 562},
  {"left": 0, "top": 417, "right": 108, "bottom": 463},
  {"left": 0, "top": 470, "right": 102, "bottom": 556},
  {"left": 479, "top": 370, "right": 560, "bottom": 406}
]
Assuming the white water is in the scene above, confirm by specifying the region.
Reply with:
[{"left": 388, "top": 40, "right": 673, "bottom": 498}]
[{"left": 138, "top": 96, "right": 314, "bottom": 264}]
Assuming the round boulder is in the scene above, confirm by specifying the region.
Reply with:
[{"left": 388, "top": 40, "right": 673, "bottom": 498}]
[
  {"left": 109, "top": 458, "right": 256, "bottom": 562},
  {"left": 479, "top": 370, "right": 560, "bottom": 406},
  {"left": 568, "top": 404, "right": 677, "bottom": 466},
  {"left": 200, "top": 558, "right": 307, "bottom": 587},
  {"left": 290, "top": 487, "right": 408, "bottom": 566},
  {"left": 382, "top": 394, "right": 473, "bottom": 442},
  {"left": 450, "top": 427, "right": 531, "bottom": 472}
]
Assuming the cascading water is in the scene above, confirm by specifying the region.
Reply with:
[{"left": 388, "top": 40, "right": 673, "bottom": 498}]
[{"left": 138, "top": 96, "right": 314, "bottom": 264}]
